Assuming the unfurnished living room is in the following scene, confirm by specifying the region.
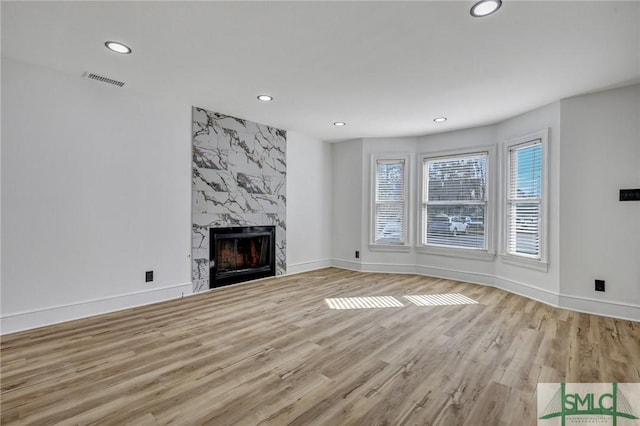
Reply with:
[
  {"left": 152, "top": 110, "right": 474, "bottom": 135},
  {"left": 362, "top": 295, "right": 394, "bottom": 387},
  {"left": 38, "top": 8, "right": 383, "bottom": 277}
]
[{"left": 1, "top": 1, "right": 639, "bottom": 425}]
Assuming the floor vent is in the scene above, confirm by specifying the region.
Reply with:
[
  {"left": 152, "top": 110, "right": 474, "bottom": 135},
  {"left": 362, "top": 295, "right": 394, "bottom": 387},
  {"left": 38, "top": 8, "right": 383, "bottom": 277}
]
[{"left": 83, "top": 72, "right": 125, "bottom": 87}]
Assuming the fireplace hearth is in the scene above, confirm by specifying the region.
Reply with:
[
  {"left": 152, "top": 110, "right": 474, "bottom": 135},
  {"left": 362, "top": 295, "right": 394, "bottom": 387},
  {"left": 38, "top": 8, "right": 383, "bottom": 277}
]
[{"left": 209, "top": 226, "right": 276, "bottom": 288}]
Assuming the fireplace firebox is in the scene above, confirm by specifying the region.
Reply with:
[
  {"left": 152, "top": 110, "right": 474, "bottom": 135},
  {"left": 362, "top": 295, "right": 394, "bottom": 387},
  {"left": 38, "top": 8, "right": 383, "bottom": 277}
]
[{"left": 209, "top": 226, "right": 275, "bottom": 288}]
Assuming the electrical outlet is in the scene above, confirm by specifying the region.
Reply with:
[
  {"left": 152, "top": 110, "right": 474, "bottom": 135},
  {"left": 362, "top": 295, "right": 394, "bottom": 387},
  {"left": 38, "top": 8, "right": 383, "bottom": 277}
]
[
  {"left": 355, "top": 250, "right": 360, "bottom": 259},
  {"left": 146, "top": 271, "right": 154, "bottom": 282},
  {"left": 595, "top": 279, "right": 605, "bottom": 292}
]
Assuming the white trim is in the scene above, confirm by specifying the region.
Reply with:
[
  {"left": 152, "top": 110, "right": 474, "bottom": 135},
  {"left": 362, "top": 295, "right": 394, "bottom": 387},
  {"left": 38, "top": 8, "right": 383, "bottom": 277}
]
[
  {"left": 414, "top": 264, "right": 495, "bottom": 286},
  {"left": 328, "top": 261, "right": 639, "bottom": 322},
  {"left": 360, "top": 262, "right": 417, "bottom": 275},
  {"left": 499, "top": 253, "right": 549, "bottom": 272},
  {"left": 331, "top": 258, "right": 363, "bottom": 271},
  {"left": 0, "top": 282, "right": 194, "bottom": 335},
  {"left": 415, "top": 245, "right": 496, "bottom": 261},
  {"left": 558, "top": 294, "right": 640, "bottom": 322},
  {"left": 368, "top": 244, "right": 412, "bottom": 253},
  {"left": 5, "top": 264, "right": 636, "bottom": 334},
  {"left": 286, "top": 259, "right": 332, "bottom": 275},
  {"left": 493, "top": 275, "right": 559, "bottom": 307},
  {"left": 332, "top": 260, "right": 495, "bottom": 287}
]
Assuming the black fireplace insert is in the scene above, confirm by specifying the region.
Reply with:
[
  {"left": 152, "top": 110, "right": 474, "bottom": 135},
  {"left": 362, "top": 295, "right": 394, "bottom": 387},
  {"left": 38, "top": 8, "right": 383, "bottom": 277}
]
[{"left": 209, "top": 226, "right": 276, "bottom": 288}]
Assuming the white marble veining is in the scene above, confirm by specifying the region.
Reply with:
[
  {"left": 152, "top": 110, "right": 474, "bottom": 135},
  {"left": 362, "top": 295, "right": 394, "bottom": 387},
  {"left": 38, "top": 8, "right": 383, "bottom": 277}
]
[{"left": 191, "top": 107, "right": 286, "bottom": 292}]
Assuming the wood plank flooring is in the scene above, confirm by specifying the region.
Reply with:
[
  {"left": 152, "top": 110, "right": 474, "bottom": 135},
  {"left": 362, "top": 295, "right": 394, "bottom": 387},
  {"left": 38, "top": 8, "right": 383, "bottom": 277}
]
[{"left": 1, "top": 268, "right": 639, "bottom": 425}]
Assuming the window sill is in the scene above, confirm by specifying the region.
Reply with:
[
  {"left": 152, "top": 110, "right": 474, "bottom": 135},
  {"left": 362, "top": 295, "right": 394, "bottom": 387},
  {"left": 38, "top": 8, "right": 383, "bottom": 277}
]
[
  {"left": 500, "top": 254, "right": 548, "bottom": 272},
  {"left": 368, "top": 244, "right": 412, "bottom": 253},
  {"left": 415, "top": 245, "right": 495, "bottom": 261}
]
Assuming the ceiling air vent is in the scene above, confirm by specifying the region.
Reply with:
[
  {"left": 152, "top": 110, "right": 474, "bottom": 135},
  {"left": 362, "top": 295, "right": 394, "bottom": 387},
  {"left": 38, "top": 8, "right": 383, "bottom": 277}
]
[{"left": 83, "top": 72, "right": 125, "bottom": 87}]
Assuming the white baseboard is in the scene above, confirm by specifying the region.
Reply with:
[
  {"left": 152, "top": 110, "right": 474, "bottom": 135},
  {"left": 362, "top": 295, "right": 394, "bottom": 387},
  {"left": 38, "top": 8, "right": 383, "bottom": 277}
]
[
  {"left": 415, "top": 264, "right": 495, "bottom": 286},
  {"left": 330, "top": 258, "right": 363, "bottom": 271},
  {"left": 329, "top": 260, "right": 639, "bottom": 322},
  {"left": 558, "top": 294, "right": 640, "bottom": 322},
  {"left": 493, "top": 275, "right": 560, "bottom": 307},
  {"left": 331, "top": 261, "right": 497, "bottom": 288},
  {"left": 360, "top": 262, "right": 417, "bottom": 274},
  {"left": 0, "top": 282, "right": 193, "bottom": 335},
  {"left": 286, "top": 259, "right": 332, "bottom": 275},
  {"left": 4, "top": 264, "right": 637, "bottom": 335}
]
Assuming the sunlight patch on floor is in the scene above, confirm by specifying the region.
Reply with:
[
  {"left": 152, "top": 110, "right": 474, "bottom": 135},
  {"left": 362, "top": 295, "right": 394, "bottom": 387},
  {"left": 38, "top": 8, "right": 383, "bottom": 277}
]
[
  {"left": 325, "top": 296, "right": 404, "bottom": 310},
  {"left": 404, "top": 294, "right": 478, "bottom": 306}
]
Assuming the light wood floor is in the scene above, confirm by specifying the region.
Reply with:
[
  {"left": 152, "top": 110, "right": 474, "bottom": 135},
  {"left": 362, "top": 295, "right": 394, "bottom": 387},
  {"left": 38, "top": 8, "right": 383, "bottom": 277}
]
[{"left": 1, "top": 268, "right": 639, "bottom": 425}]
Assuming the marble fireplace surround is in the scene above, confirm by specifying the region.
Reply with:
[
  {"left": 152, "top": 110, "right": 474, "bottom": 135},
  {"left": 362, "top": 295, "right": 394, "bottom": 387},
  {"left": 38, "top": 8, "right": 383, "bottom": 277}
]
[{"left": 191, "top": 107, "right": 286, "bottom": 293}]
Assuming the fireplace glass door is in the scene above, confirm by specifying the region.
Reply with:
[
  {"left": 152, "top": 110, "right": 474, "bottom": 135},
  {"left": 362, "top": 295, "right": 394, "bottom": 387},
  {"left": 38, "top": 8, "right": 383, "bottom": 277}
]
[{"left": 210, "top": 226, "right": 275, "bottom": 288}]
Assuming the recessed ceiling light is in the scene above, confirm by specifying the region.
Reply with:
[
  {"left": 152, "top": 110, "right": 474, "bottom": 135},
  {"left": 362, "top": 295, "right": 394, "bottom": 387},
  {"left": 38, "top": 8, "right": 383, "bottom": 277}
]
[
  {"left": 105, "top": 41, "right": 132, "bottom": 54},
  {"left": 257, "top": 95, "right": 273, "bottom": 102},
  {"left": 333, "top": 122, "right": 346, "bottom": 126},
  {"left": 433, "top": 117, "right": 447, "bottom": 123},
  {"left": 470, "top": 0, "right": 502, "bottom": 17}
]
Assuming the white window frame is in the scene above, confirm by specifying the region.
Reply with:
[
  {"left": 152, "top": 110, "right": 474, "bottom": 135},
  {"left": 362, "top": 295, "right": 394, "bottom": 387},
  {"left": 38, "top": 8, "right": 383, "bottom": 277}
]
[
  {"left": 417, "top": 146, "right": 496, "bottom": 260},
  {"left": 369, "top": 153, "right": 411, "bottom": 251},
  {"left": 502, "top": 129, "right": 549, "bottom": 271}
]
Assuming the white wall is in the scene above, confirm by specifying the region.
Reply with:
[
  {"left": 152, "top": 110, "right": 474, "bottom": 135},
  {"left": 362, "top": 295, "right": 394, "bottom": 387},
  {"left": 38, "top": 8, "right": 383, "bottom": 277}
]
[
  {"left": 0, "top": 58, "right": 338, "bottom": 333},
  {"left": 494, "top": 102, "right": 562, "bottom": 303},
  {"left": 559, "top": 85, "right": 640, "bottom": 319},
  {"left": 331, "top": 139, "right": 363, "bottom": 269},
  {"left": 1, "top": 58, "right": 193, "bottom": 333},
  {"left": 286, "top": 131, "right": 333, "bottom": 273}
]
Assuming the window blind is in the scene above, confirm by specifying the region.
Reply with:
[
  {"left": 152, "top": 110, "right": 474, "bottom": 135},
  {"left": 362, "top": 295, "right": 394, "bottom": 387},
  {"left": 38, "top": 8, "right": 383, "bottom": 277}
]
[
  {"left": 507, "top": 140, "right": 542, "bottom": 257},
  {"left": 374, "top": 159, "right": 406, "bottom": 244},
  {"left": 423, "top": 153, "right": 487, "bottom": 249}
]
